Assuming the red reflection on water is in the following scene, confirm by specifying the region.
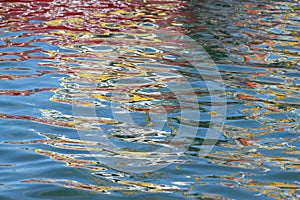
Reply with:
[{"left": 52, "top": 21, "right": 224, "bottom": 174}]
[
  {"left": 0, "top": 113, "right": 76, "bottom": 128},
  {"left": 0, "top": 88, "right": 53, "bottom": 96}
]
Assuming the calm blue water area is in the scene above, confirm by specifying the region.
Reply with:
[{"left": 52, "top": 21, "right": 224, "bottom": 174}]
[
  {"left": 0, "top": 31, "right": 28, "bottom": 38},
  {"left": 0, "top": 55, "right": 20, "bottom": 59},
  {"left": 10, "top": 35, "right": 45, "bottom": 43},
  {"left": 0, "top": 47, "right": 35, "bottom": 53}
]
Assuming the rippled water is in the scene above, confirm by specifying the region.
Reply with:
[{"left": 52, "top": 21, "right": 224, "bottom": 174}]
[{"left": 0, "top": 0, "right": 299, "bottom": 199}]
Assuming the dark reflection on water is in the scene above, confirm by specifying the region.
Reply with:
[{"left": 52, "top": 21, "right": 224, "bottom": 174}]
[{"left": 0, "top": 0, "right": 299, "bottom": 199}]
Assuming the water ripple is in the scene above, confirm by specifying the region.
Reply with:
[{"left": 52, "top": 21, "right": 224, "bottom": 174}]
[{"left": 0, "top": 0, "right": 299, "bottom": 199}]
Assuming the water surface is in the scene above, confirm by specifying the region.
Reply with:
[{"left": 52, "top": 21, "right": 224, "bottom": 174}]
[{"left": 0, "top": 0, "right": 299, "bottom": 199}]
